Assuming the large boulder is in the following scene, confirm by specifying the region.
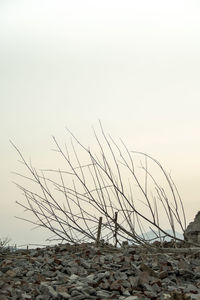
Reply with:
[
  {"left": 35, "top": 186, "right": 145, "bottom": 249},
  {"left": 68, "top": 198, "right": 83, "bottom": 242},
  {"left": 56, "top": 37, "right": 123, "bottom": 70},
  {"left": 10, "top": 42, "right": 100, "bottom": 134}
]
[{"left": 184, "top": 211, "right": 200, "bottom": 244}]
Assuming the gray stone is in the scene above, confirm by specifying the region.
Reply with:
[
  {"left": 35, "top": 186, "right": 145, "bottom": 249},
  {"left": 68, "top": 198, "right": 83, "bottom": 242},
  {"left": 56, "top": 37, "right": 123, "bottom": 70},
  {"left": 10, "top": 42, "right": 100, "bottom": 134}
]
[
  {"left": 40, "top": 282, "right": 58, "bottom": 298},
  {"left": 71, "top": 290, "right": 82, "bottom": 297},
  {"left": 70, "top": 295, "right": 86, "bottom": 300},
  {"left": 122, "top": 290, "right": 131, "bottom": 296},
  {"left": 36, "top": 296, "right": 50, "bottom": 300},
  {"left": 26, "top": 270, "right": 34, "bottom": 277},
  {"left": 69, "top": 274, "right": 79, "bottom": 281},
  {"left": 144, "top": 290, "right": 157, "bottom": 298},
  {"left": 114, "top": 271, "right": 128, "bottom": 280},
  {"left": 86, "top": 273, "right": 95, "bottom": 282},
  {"left": 124, "top": 297, "right": 140, "bottom": 300},
  {"left": 81, "top": 286, "right": 96, "bottom": 295},
  {"left": 58, "top": 292, "right": 71, "bottom": 299},
  {"left": 96, "top": 290, "right": 112, "bottom": 298},
  {"left": 21, "top": 293, "right": 32, "bottom": 299},
  {"left": 95, "top": 272, "right": 107, "bottom": 281}
]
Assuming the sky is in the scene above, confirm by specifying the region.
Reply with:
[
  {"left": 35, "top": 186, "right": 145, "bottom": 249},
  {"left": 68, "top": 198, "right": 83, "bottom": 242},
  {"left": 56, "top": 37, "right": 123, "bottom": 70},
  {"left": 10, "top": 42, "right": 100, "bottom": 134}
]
[{"left": 1, "top": 0, "right": 200, "bottom": 247}]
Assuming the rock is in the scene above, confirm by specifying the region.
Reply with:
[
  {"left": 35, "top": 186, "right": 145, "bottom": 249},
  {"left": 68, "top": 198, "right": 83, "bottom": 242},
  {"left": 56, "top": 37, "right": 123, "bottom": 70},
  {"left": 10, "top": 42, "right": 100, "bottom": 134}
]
[
  {"left": 26, "top": 270, "right": 34, "bottom": 277},
  {"left": 96, "top": 290, "right": 112, "bottom": 298},
  {"left": 124, "top": 297, "right": 140, "bottom": 300},
  {"left": 21, "top": 293, "right": 32, "bottom": 299},
  {"left": 5, "top": 270, "right": 17, "bottom": 277},
  {"left": 40, "top": 282, "right": 58, "bottom": 298},
  {"left": 184, "top": 211, "right": 200, "bottom": 244},
  {"left": 122, "top": 290, "right": 131, "bottom": 296},
  {"left": 159, "top": 270, "right": 168, "bottom": 279},
  {"left": 57, "top": 292, "right": 71, "bottom": 299},
  {"left": 69, "top": 274, "right": 79, "bottom": 281}
]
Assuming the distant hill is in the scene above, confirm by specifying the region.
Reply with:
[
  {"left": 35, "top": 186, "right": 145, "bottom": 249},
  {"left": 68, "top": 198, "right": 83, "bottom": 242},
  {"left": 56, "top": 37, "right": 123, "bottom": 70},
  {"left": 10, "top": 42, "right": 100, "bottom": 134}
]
[{"left": 141, "top": 229, "right": 183, "bottom": 242}]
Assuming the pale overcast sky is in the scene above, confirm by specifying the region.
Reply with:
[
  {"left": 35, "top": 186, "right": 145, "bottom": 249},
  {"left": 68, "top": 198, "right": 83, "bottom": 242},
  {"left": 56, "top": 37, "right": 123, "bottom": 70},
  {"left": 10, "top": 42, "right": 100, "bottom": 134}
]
[{"left": 1, "top": 0, "right": 200, "bottom": 246}]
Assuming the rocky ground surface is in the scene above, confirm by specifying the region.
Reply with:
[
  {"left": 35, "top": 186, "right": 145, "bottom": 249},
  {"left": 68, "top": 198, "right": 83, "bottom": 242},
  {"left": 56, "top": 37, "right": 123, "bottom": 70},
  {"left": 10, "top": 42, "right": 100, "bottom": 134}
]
[{"left": 0, "top": 242, "right": 200, "bottom": 300}]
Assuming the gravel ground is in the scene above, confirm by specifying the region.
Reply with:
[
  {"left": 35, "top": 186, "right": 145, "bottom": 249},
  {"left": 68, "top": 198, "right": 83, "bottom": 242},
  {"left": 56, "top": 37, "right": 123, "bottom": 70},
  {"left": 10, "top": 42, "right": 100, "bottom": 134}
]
[{"left": 0, "top": 242, "right": 200, "bottom": 300}]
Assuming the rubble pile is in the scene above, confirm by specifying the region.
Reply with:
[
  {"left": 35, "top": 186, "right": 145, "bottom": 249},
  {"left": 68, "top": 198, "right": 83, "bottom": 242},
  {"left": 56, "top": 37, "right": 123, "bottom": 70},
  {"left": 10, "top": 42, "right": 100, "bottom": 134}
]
[{"left": 0, "top": 242, "right": 200, "bottom": 300}]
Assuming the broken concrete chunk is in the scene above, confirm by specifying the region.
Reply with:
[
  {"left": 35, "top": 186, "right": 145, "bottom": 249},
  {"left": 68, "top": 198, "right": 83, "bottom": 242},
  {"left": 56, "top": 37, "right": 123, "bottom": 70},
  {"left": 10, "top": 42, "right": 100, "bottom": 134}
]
[{"left": 184, "top": 211, "right": 200, "bottom": 244}]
